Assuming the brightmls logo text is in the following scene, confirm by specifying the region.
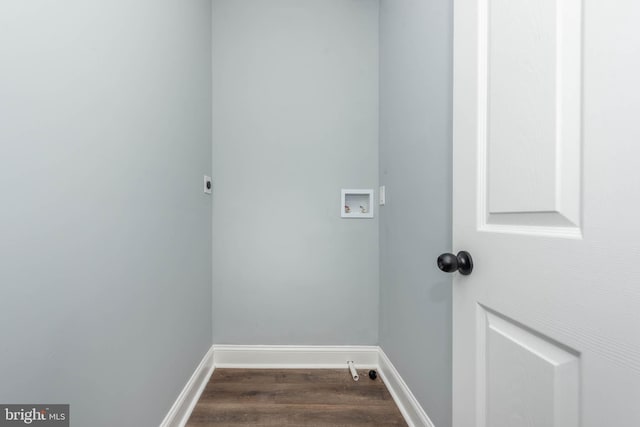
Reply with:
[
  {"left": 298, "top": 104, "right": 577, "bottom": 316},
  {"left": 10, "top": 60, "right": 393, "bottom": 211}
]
[
  {"left": 4, "top": 408, "right": 46, "bottom": 424},
  {"left": 0, "top": 406, "right": 68, "bottom": 426}
]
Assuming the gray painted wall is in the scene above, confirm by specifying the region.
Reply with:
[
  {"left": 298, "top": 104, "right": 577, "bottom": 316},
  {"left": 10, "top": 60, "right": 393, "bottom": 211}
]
[
  {"left": 211, "top": 0, "right": 379, "bottom": 345},
  {"left": 378, "top": 0, "right": 453, "bottom": 426},
  {"left": 0, "top": 2, "right": 212, "bottom": 426}
]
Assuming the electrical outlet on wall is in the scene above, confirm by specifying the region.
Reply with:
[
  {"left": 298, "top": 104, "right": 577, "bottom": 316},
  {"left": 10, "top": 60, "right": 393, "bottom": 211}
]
[
  {"left": 379, "top": 185, "right": 386, "bottom": 205},
  {"left": 204, "top": 175, "right": 212, "bottom": 194}
]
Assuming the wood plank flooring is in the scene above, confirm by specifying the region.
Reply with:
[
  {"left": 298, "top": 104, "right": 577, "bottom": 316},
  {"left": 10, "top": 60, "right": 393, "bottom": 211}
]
[{"left": 186, "top": 369, "right": 408, "bottom": 426}]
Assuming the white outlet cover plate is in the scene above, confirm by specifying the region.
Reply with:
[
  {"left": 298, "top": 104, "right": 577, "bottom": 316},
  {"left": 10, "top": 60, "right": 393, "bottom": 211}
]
[{"left": 204, "top": 176, "right": 212, "bottom": 194}]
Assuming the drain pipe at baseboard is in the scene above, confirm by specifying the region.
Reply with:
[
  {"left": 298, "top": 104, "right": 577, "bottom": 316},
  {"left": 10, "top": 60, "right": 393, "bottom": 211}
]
[{"left": 347, "top": 360, "right": 359, "bottom": 381}]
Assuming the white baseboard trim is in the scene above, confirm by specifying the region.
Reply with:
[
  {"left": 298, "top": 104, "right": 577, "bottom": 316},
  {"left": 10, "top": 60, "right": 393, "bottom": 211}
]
[
  {"left": 159, "top": 346, "right": 215, "bottom": 427},
  {"left": 212, "top": 345, "right": 379, "bottom": 369},
  {"left": 377, "top": 349, "right": 435, "bottom": 427},
  {"left": 161, "top": 344, "right": 434, "bottom": 427}
]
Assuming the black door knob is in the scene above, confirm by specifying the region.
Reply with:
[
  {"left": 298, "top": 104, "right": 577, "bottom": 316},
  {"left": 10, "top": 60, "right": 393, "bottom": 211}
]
[{"left": 437, "top": 251, "right": 473, "bottom": 275}]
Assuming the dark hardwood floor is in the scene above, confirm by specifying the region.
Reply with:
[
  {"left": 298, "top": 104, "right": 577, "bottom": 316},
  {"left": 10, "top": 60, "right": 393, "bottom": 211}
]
[{"left": 186, "top": 369, "right": 408, "bottom": 426}]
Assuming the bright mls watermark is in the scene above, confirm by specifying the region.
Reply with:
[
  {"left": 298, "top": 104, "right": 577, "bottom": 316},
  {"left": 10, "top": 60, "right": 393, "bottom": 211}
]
[{"left": 0, "top": 405, "right": 68, "bottom": 426}]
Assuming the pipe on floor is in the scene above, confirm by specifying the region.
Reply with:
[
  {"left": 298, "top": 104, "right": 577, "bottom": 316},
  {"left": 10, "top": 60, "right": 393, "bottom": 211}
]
[{"left": 347, "top": 361, "right": 359, "bottom": 381}]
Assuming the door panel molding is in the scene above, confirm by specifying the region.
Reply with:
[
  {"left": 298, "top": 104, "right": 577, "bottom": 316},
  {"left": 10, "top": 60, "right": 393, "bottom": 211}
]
[
  {"left": 476, "top": 305, "right": 580, "bottom": 427},
  {"left": 476, "top": 0, "right": 583, "bottom": 238}
]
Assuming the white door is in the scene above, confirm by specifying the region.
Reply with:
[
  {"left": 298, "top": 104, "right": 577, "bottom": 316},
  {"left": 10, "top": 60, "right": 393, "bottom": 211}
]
[{"left": 451, "top": 0, "right": 640, "bottom": 426}]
